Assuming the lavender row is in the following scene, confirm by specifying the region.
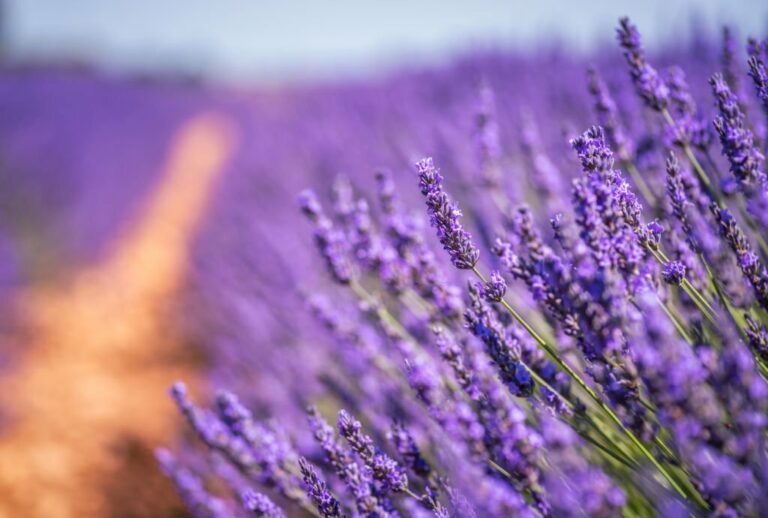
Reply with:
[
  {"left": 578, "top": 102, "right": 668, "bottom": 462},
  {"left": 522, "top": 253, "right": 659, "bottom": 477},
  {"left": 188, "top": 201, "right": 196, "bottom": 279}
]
[{"left": 161, "top": 18, "right": 768, "bottom": 517}]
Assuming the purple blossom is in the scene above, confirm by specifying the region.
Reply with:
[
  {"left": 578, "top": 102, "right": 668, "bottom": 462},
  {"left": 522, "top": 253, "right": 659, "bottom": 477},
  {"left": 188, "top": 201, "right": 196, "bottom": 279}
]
[
  {"left": 145, "top": 15, "right": 768, "bottom": 518},
  {"left": 748, "top": 55, "right": 768, "bottom": 116},
  {"left": 539, "top": 416, "right": 626, "bottom": 518},
  {"left": 571, "top": 126, "right": 650, "bottom": 272},
  {"left": 299, "top": 189, "right": 357, "bottom": 284},
  {"left": 464, "top": 288, "right": 534, "bottom": 398},
  {"left": 711, "top": 205, "right": 768, "bottom": 309},
  {"left": 474, "top": 83, "right": 503, "bottom": 189},
  {"left": 307, "top": 407, "right": 392, "bottom": 516},
  {"left": 710, "top": 73, "right": 767, "bottom": 194},
  {"left": 389, "top": 422, "right": 432, "bottom": 480},
  {"left": 664, "top": 66, "right": 712, "bottom": 151},
  {"left": 617, "top": 17, "right": 669, "bottom": 111},
  {"left": 628, "top": 293, "right": 730, "bottom": 506},
  {"left": 434, "top": 327, "right": 482, "bottom": 400},
  {"left": 337, "top": 410, "right": 408, "bottom": 493},
  {"left": 156, "top": 449, "right": 230, "bottom": 518},
  {"left": 298, "top": 458, "right": 346, "bottom": 518},
  {"left": 240, "top": 489, "right": 285, "bottom": 518},
  {"left": 665, "top": 152, "right": 697, "bottom": 249},
  {"left": 745, "top": 314, "right": 768, "bottom": 363},
  {"left": 662, "top": 260, "right": 687, "bottom": 285},
  {"left": 480, "top": 270, "right": 507, "bottom": 302},
  {"left": 416, "top": 157, "right": 480, "bottom": 270},
  {"left": 170, "top": 383, "right": 261, "bottom": 476},
  {"left": 721, "top": 27, "right": 743, "bottom": 97},
  {"left": 587, "top": 67, "right": 632, "bottom": 160}
]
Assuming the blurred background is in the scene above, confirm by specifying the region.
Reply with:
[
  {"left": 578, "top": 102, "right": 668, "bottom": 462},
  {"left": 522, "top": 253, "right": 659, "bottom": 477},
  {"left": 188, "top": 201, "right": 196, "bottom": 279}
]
[{"left": 0, "top": 1, "right": 765, "bottom": 516}]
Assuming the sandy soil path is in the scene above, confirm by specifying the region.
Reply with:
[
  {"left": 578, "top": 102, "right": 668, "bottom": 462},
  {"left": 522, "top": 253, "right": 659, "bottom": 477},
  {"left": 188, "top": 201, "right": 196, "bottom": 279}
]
[{"left": 0, "top": 113, "right": 235, "bottom": 517}]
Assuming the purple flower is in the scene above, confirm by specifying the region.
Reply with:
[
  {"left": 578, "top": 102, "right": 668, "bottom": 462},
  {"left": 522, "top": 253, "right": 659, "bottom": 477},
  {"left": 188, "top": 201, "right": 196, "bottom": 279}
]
[
  {"left": 299, "top": 189, "right": 357, "bottom": 284},
  {"left": 153, "top": 17, "right": 768, "bottom": 518},
  {"left": 664, "top": 66, "right": 712, "bottom": 150},
  {"left": 627, "top": 292, "right": 745, "bottom": 510},
  {"left": 307, "top": 407, "right": 392, "bottom": 516},
  {"left": 662, "top": 260, "right": 687, "bottom": 285},
  {"left": 748, "top": 55, "right": 768, "bottom": 116},
  {"left": 539, "top": 416, "right": 626, "bottom": 518},
  {"left": 337, "top": 410, "right": 408, "bottom": 493},
  {"left": 389, "top": 422, "right": 432, "bottom": 480},
  {"left": 721, "top": 27, "right": 743, "bottom": 97},
  {"left": 474, "top": 83, "right": 503, "bottom": 188},
  {"left": 156, "top": 449, "right": 230, "bottom": 518},
  {"left": 298, "top": 458, "right": 345, "bottom": 518},
  {"left": 617, "top": 17, "right": 669, "bottom": 111},
  {"left": 711, "top": 205, "right": 768, "bottom": 309},
  {"left": 434, "top": 327, "right": 482, "bottom": 400},
  {"left": 571, "top": 126, "right": 616, "bottom": 174},
  {"left": 240, "top": 489, "right": 285, "bottom": 518},
  {"left": 665, "top": 153, "right": 697, "bottom": 248},
  {"left": 170, "top": 383, "right": 261, "bottom": 475},
  {"left": 747, "top": 37, "right": 766, "bottom": 60},
  {"left": 587, "top": 67, "right": 632, "bottom": 160},
  {"left": 481, "top": 271, "right": 507, "bottom": 302},
  {"left": 710, "top": 73, "right": 767, "bottom": 195},
  {"left": 465, "top": 286, "right": 535, "bottom": 398},
  {"left": 416, "top": 157, "right": 480, "bottom": 270},
  {"left": 571, "top": 126, "right": 650, "bottom": 268},
  {"left": 745, "top": 314, "right": 768, "bottom": 363}
]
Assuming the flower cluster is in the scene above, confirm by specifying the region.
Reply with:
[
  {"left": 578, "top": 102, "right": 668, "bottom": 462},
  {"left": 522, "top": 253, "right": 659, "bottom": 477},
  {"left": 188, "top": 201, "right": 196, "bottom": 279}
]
[{"left": 158, "top": 17, "right": 768, "bottom": 518}]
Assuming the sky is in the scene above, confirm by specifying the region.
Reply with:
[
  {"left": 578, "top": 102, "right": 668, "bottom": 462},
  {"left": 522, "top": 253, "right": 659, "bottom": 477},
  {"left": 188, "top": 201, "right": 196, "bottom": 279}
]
[{"left": 3, "top": 0, "right": 768, "bottom": 83}]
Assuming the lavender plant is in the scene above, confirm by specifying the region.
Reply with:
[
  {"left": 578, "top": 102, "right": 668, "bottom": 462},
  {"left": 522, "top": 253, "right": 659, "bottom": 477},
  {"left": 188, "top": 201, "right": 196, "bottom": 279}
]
[{"left": 158, "top": 17, "right": 768, "bottom": 518}]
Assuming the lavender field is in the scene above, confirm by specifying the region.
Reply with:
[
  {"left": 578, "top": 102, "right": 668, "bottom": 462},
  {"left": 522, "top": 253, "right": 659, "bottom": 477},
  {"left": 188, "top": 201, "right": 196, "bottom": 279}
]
[{"left": 1, "top": 11, "right": 768, "bottom": 518}]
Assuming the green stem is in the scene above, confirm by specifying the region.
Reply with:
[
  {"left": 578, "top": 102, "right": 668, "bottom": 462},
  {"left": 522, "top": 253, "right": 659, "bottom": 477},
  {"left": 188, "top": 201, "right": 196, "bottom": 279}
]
[
  {"left": 703, "top": 150, "right": 724, "bottom": 186},
  {"left": 357, "top": 277, "right": 642, "bottom": 488},
  {"left": 624, "top": 159, "right": 657, "bottom": 207},
  {"left": 471, "top": 266, "right": 690, "bottom": 500},
  {"left": 661, "top": 109, "right": 713, "bottom": 194},
  {"left": 647, "top": 247, "right": 716, "bottom": 322},
  {"left": 653, "top": 294, "right": 693, "bottom": 344}
]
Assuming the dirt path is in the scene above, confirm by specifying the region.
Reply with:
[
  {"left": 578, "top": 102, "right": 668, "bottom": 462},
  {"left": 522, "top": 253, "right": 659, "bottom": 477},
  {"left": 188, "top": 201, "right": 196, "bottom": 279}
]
[{"left": 0, "top": 113, "right": 235, "bottom": 517}]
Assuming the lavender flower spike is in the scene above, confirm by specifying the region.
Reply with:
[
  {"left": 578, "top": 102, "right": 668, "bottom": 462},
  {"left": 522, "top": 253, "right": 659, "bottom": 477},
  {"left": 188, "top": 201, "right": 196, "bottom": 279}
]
[
  {"left": 156, "top": 448, "right": 229, "bottom": 518},
  {"left": 337, "top": 409, "right": 408, "bottom": 493},
  {"left": 481, "top": 270, "right": 507, "bottom": 302},
  {"left": 745, "top": 314, "right": 768, "bottom": 363},
  {"left": 298, "top": 189, "right": 356, "bottom": 284},
  {"left": 710, "top": 73, "right": 767, "bottom": 192},
  {"left": 711, "top": 204, "right": 768, "bottom": 309},
  {"left": 298, "top": 458, "right": 345, "bottom": 518},
  {"left": 617, "top": 17, "right": 669, "bottom": 111},
  {"left": 307, "top": 407, "right": 390, "bottom": 516},
  {"left": 241, "top": 489, "right": 286, "bottom": 518},
  {"left": 389, "top": 421, "right": 432, "bottom": 479},
  {"left": 721, "top": 27, "right": 743, "bottom": 96},
  {"left": 662, "top": 260, "right": 687, "bottom": 286},
  {"left": 587, "top": 67, "right": 631, "bottom": 160},
  {"left": 747, "top": 55, "right": 768, "bottom": 118},
  {"left": 416, "top": 157, "right": 480, "bottom": 270}
]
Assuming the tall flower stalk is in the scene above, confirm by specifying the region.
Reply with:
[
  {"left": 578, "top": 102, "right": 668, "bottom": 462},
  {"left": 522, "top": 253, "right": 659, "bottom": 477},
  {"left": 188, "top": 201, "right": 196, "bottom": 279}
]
[{"left": 157, "top": 16, "right": 768, "bottom": 517}]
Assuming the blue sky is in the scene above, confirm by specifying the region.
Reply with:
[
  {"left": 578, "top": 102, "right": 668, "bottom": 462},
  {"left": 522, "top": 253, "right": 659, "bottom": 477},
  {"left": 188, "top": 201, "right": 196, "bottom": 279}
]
[{"left": 4, "top": 0, "right": 767, "bottom": 83}]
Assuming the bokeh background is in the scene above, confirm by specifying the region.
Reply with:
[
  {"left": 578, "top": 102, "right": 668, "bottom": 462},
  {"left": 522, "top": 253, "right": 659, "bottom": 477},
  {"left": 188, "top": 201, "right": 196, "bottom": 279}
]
[{"left": 0, "top": 1, "right": 765, "bottom": 516}]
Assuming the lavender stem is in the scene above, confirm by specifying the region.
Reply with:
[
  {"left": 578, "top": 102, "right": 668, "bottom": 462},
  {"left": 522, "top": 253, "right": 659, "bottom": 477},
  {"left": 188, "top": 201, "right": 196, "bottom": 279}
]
[{"left": 470, "top": 266, "right": 690, "bottom": 499}]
